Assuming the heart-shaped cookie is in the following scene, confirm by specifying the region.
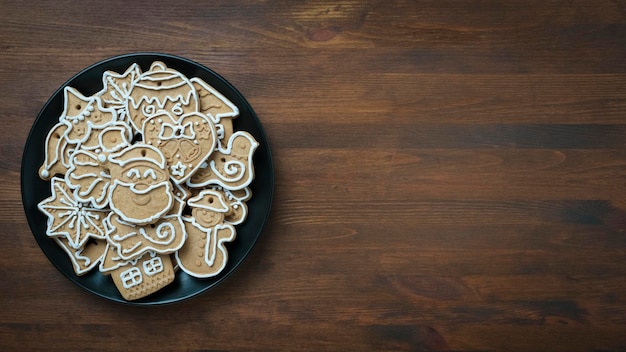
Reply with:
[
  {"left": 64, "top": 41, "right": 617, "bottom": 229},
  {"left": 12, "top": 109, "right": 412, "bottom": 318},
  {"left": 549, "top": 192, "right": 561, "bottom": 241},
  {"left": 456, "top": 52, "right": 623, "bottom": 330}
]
[{"left": 142, "top": 111, "right": 216, "bottom": 184}]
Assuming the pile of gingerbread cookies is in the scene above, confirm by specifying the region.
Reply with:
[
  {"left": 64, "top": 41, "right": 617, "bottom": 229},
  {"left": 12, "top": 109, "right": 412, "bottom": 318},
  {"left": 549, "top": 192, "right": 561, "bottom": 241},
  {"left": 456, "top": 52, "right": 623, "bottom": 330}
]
[{"left": 37, "top": 61, "right": 258, "bottom": 300}]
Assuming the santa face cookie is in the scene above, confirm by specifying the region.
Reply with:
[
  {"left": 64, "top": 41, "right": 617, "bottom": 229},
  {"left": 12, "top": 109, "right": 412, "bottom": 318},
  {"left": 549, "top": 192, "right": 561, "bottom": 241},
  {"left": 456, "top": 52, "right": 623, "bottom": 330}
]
[
  {"left": 126, "top": 61, "right": 199, "bottom": 132},
  {"left": 142, "top": 111, "right": 217, "bottom": 184},
  {"left": 107, "top": 144, "right": 173, "bottom": 224}
]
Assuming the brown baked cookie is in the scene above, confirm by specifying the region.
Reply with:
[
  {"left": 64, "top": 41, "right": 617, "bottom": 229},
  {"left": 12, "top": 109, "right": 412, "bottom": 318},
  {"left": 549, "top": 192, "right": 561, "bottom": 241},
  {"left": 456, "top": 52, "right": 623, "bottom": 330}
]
[
  {"left": 186, "top": 131, "right": 258, "bottom": 190},
  {"left": 107, "top": 144, "right": 174, "bottom": 224},
  {"left": 126, "top": 61, "right": 199, "bottom": 133},
  {"left": 109, "top": 251, "right": 175, "bottom": 301},
  {"left": 142, "top": 111, "right": 217, "bottom": 184}
]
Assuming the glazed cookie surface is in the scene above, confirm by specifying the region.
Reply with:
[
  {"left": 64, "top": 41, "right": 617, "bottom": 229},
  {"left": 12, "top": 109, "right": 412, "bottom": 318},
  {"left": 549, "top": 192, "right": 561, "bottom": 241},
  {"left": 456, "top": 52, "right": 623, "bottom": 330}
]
[{"left": 35, "top": 60, "right": 259, "bottom": 301}]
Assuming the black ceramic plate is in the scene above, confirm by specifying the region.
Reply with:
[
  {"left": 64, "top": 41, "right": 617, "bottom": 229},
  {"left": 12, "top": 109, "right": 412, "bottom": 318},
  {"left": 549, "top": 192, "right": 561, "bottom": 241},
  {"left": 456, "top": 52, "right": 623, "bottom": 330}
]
[{"left": 21, "top": 53, "right": 273, "bottom": 305}]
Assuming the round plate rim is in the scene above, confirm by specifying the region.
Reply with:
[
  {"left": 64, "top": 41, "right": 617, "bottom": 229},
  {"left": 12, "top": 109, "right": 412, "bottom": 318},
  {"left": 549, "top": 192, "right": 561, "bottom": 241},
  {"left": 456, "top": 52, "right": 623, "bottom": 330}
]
[{"left": 20, "top": 52, "right": 274, "bottom": 306}]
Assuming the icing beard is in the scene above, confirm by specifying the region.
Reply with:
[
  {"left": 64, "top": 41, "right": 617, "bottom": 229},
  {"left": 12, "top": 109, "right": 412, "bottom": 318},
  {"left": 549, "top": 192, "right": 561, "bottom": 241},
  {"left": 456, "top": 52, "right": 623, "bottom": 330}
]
[
  {"left": 109, "top": 180, "right": 173, "bottom": 225},
  {"left": 107, "top": 146, "right": 174, "bottom": 225}
]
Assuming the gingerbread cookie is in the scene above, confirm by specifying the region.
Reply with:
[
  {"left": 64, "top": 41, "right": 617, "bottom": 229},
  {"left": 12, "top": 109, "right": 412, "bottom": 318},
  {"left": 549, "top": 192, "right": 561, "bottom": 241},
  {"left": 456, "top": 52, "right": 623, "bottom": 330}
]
[
  {"left": 37, "top": 60, "right": 260, "bottom": 301},
  {"left": 187, "top": 131, "right": 258, "bottom": 190},
  {"left": 109, "top": 251, "right": 175, "bottom": 301},
  {"left": 104, "top": 212, "right": 186, "bottom": 261},
  {"left": 107, "top": 144, "right": 174, "bottom": 225},
  {"left": 60, "top": 87, "right": 117, "bottom": 144},
  {"left": 127, "top": 61, "right": 199, "bottom": 132},
  {"left": 142, "top": 111, "right": 217, "bottom": 184},
  {"left": 55, "top": 237, "right": 107, "bottom": 276},
  {"left": 38, "top": 177, "right": 108, "bottom": 249},
  {"left": 39, "top": 122, "right": 75, "bottom": 180},
  {"left": 190, "top": 77, "right": 239, "bottom": 145}
]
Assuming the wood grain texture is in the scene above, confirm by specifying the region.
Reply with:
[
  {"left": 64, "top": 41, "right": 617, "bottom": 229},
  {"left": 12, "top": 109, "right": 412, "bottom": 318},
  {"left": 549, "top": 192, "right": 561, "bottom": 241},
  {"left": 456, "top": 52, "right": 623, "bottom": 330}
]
[{"left": 2, "top": 0, "right": 626, "bottom": 351}]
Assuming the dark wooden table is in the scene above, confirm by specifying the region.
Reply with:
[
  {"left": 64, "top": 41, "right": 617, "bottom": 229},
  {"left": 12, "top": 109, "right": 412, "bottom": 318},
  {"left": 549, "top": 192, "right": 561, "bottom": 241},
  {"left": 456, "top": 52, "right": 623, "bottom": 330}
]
[{"left": 2, "top": 1, "right": 626, "bottom": 350}]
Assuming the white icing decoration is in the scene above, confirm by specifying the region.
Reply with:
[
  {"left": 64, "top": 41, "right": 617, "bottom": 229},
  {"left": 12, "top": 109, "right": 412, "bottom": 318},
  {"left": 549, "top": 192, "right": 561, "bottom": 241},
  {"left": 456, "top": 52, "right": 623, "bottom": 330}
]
[
  {"left": 186, "top": 132, "right": 258, "bottom": 190},
  {"left": 54, "top": 238, "right": 105, "bottom": 275},
  {"left": 158, "top": 122, "right": 195, "bottom": 140},
  {"left": 189, "top": 77, "right": 240, "bottom": 121},
  {"left": 143, "top": 256, "right": 164, "bottom": 276},
  {"left": 171, "top": 102, "right": 184, "bottom": 116},
  {"left": 120, "top": 267, "right": 142, "bottom": 288},
  {"left": 210, "top": 159, "right": 246, "bottom": 182},
  {"left": 170, "top": 161, "right": 186, "bottom": 177},
  {"left": 142, "top": 104, "right": 157, "bottom": 117},
  {"left": 59, "top": 87, "right": 117, "bottom": 144},
  {"left": 37, "top": 177, "right": 107, "bottom": 249},
  {"left": 186, "top": 189, "right": 229, "bottom": 212},
  {"left": 122, "top": 241, "right": 143, "bottom": 255},
  {"left": 108, "top": 180, "right": 173, "bottom": 225},
  {"left": 98, "top": 154, "right": 106, "bottom": 163},
  {"left": 174, "top": 220, "right": 235, "bottom": 278}
]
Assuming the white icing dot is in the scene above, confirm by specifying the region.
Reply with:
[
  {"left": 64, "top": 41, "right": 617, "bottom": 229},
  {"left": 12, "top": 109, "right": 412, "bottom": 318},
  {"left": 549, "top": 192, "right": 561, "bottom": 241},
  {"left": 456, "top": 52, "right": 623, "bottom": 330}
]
[
  {"left": 176, "top": 154, "right": 180, "bottom": 159},
  {"left": 158, "top": 118, "right": 162, "bottom": 123},
  {"left": 84, "top": 111, "right": 91, "bottom": 117},
  {"left": 98, "top": 154, "right": 107, "bottom": 163},
  {"left": 41, "top": 169, "right": 49, "bottom": 178},
  {"left": 194, "top": 122, "right": 199, "bottom": 126},
  {"left": 73, "top": 119, "right": 79, "bottom": 124},
  {"left": 87, "top": 105, "right": 94, "bottom": 112},
  {"left": 150, "top": 120, "right": 155, "bottom": 124},
  {"left": 147, "top": 141, "right": 152, "bottom": 144},
  {"left": 194, "top": 140, "right": 198, "bottom": 144}
]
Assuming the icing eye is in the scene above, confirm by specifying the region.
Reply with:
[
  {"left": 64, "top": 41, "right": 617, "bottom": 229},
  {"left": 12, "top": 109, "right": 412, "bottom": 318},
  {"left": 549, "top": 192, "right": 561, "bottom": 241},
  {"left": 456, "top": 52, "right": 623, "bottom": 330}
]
[
  {"left": 126, "top": 168, "right": 141, "bottom": 180},
  {"left": 143, "top": 169, "right": 157, "bottom": 180}
]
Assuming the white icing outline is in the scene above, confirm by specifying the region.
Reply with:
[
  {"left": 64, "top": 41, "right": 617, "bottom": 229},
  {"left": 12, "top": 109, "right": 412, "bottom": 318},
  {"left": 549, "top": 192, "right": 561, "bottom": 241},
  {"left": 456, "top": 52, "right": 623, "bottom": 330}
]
[
  {"left": 65, "top": 150, "right": 111, "bottom": 209},
  {"left": 54, "top": 238, "right": 105, "bottom": 276},
  {"left": 187, "top": 189, "right": 229, "bottom": 212},
  {"left": 104, "top": 212, "right": 186, "bottom": 261},
  {"left": 120, "top": 267, "right": 142, "bottom": 288},
  {"left": 143, "top": 256, "right": 164, "bottom": 276},
  {"left": 158, "top": 122, "right": 195, "bottom": 140},
  {"left": 108, "top": 180, "right": 173, "bottom": 225},
  {"left": 175, "top": 220, "right": 235, "bottom": 278},
  {"left": 142, "top": 112, "right": 217, "bottom": 185},
  {"left": 186, "top": 131, "right": 258, "bottom": 190},
  {"left": 60, "top": 87, "right": 117, "bottom": 144},
  {"left": 189, "top": 77, "right": 239, "bottom": 122},
  {"left": 39, "top": 122, "right": 71, "bottom": 179},
  {"left": 125, "top": 62, "right": 199, "bottom": 130},
  {"left": 37, "top": 177, "right": 107, "bottom": 249}
]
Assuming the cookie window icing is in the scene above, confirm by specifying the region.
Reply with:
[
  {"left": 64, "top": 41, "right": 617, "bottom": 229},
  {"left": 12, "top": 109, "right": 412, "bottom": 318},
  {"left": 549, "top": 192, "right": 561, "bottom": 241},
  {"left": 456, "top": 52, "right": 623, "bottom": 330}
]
[{"left": 37, "top": 60, "right": 258, "bottom": 300}]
